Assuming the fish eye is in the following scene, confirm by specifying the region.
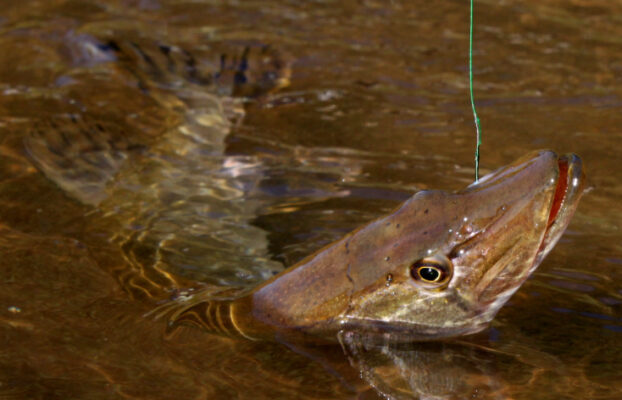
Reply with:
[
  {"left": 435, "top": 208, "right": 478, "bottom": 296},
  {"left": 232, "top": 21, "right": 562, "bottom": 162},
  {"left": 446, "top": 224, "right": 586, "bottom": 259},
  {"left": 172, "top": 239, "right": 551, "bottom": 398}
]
[{"left": 410, "top": 254, "right": 453, "bottom": 287}]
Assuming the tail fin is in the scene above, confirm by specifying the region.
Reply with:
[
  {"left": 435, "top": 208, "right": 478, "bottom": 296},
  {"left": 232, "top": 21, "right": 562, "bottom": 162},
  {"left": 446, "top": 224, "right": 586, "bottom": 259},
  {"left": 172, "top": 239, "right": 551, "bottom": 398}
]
[
  {"left": 25, "top": 38, "right": 291, "bottom": 206},
  {"left": 102, "top": 38, "right": 291, "bottom": 99},
  {"left": 25, "top": 115, "right": 155, "bottom": 205},
  {"left": 214, "top": 45, "right": 291, "bottom": 98}
]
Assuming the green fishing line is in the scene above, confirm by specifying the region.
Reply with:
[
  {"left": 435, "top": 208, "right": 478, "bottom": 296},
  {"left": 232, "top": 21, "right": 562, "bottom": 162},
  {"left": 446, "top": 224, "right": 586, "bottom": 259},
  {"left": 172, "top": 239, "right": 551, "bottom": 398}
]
[{"left": 469, "top": 0, "right": 482, "bottom": 181}]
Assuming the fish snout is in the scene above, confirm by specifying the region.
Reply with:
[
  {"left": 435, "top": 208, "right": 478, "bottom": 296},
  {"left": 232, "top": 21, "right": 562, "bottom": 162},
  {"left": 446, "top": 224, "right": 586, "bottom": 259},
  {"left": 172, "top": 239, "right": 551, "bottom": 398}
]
[
  {"left": 454, "top": 152, "right": 586, "bottom": 321},
  {"left": 537, "top": 153, "right": 585, "bottom": 263}
]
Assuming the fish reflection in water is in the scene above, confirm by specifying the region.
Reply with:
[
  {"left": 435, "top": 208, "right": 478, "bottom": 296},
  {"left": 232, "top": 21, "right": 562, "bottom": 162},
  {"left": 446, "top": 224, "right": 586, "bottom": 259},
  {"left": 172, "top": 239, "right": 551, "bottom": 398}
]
[
  {"left": 341, "top": 332, "right": 513, "bottom": 400},
  {"left": 13, "top": 26, "right": 588, "bottom": 399},
  {"left": 338, "top": 331, "right": 572, "bottom": 400}
]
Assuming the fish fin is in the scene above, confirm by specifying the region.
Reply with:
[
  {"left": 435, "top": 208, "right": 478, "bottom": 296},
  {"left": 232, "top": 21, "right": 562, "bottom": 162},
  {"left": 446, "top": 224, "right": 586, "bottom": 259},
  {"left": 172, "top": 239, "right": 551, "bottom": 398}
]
[
  {"left": 144, "top": 285, "right": 253, "bottom": 338},
  {"left": 215, "top": 45, "right": 292, "bottom": 98},
  {"left": 24, "top": 116, "right": 146, "bottom": 205},
  {"left": 99, "top": 36, "right": 291, "bottom": 98}
]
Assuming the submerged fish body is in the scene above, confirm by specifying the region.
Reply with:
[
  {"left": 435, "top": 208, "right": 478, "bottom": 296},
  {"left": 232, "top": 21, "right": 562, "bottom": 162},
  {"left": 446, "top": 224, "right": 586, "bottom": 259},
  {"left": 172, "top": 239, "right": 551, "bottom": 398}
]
[
  {"left": 174, "top": 151, "right": 585, "bottom": 341},
  {"left": 25, "top": 34, "right": 295, "bottom": 294}
]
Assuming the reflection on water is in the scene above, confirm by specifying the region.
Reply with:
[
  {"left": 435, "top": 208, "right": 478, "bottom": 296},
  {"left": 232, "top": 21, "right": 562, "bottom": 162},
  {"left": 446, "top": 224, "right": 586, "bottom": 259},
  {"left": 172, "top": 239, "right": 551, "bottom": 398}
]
[
  {"left": 340, "top": 332, "right": 555, "bottom": 400},
  {"left": 341, "top": 329, "right": 619, "bottom": 399},
  {"left": 1, "top": 0, "right": 621, "bottom": 399}
]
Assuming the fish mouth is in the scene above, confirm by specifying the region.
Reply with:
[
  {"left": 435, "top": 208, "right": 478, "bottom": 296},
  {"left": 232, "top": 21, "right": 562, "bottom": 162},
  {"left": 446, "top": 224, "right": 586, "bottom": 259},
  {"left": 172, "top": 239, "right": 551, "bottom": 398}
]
[
  {"left": 538, "top": 153, "right": 585, "bottom": 261},
  {"left": 546, "top": 158, "right": 570, "bottom": 229}
]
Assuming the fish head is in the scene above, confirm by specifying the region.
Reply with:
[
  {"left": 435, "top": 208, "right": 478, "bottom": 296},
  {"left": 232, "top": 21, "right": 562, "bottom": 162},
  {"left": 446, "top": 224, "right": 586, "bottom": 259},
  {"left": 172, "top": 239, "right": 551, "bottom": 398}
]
[{"left": 341, "top": 150, "right": 585, "bottom": 339}]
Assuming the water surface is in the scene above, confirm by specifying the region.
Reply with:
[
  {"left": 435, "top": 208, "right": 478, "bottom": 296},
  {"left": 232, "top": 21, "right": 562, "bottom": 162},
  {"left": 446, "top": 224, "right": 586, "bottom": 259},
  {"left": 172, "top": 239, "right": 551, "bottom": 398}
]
[{"left": 1, "top": 1, "right": 621, "bottom": 399}]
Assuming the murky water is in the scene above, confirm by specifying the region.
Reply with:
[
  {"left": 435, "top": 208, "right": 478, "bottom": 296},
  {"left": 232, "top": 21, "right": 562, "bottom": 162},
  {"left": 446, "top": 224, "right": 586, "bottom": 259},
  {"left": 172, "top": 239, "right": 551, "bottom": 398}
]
[{"left": 1, "top": 1, "right": 621, "bottom": 399}]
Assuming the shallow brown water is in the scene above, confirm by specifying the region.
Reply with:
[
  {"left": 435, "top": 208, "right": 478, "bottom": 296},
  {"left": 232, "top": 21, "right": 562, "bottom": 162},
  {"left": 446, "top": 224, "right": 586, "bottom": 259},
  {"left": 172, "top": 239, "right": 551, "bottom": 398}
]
[{"left": 1, "top": 1, "right": 621, "bottom": 399}]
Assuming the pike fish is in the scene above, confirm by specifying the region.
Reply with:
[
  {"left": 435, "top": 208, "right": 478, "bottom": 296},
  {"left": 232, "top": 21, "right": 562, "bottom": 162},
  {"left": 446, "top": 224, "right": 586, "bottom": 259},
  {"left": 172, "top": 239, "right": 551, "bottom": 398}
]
[
  {"left": 171, "top": 151, "right": 585, "bottom": 341},
  {"left": 24, "top": 34, "right": 585, "bottom": 343}
]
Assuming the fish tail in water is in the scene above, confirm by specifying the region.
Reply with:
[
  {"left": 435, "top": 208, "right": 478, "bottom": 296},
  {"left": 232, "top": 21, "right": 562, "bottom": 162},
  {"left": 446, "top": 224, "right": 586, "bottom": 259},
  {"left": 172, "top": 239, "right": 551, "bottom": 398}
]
[
  {"left": 219, "top": 45, "right": 292, "bottom": 98},
  {"left": 24, "top": 116, "right": 156, "bottom": 206},
  {"left": 25, "top": 36, "right": 291, "bottom": 207},
  {"left": 23, "top": 35, "right": 291, "bottom": 306},
  {"left": 101, "top": 37, "right": 291, "bottom": 98}
]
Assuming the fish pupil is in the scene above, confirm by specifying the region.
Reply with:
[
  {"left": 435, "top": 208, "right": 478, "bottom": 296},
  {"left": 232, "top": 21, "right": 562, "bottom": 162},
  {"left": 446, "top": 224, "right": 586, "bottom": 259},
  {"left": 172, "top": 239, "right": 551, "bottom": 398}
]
[{"left": 419, "top": 267, "right": 440, "bottom": 282}]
